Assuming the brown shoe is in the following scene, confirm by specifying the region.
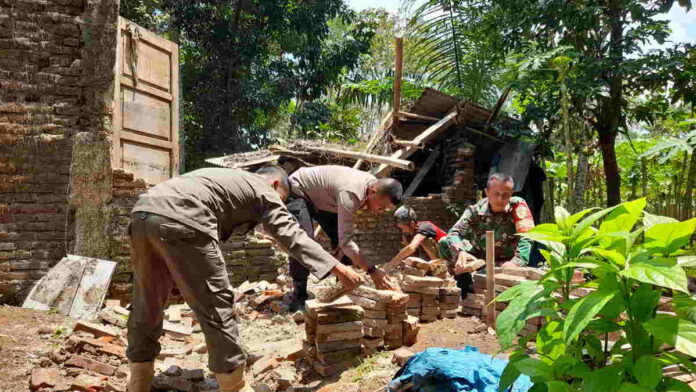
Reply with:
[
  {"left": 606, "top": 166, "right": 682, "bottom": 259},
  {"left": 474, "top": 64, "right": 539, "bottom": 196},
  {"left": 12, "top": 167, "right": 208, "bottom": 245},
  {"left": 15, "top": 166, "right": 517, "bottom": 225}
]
[{"left": 215, "top": 365, "right": 245, "bottom": 392}]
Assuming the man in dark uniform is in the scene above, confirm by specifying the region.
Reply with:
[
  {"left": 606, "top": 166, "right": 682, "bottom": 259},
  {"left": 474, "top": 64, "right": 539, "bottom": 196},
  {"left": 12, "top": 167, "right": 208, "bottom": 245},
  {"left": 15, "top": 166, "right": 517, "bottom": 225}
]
[{"left": 126, "top": 166, "right": 363, "bottom": 392}]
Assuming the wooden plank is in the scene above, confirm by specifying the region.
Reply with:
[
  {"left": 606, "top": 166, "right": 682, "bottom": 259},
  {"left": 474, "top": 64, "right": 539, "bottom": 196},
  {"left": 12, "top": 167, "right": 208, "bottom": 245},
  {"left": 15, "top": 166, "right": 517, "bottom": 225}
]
[
  {"left": 120, "top": 76, "right": 173, "bottom": 101},
  {"left": 484, "top": 87, "right": 510, "bottom": 129},
  {"left": 402, "top": 147, "right": 440, "bottom": 198},
  {"left": 170, "top": 40, "right": 180, "bottom": 176},
  {"left": 354, "top": 111, "right": 392, "bottom": 170},
  {"left": 121, "top": 87, "right": 171, "bottom": 138},
  {"left": 397, "top": 111, "right": 439, "bottom": 122},
  {"left": 122, "top": 32, "right": 172, "bottom": 90},
  {"left": 392, "top": 139, "right": 424, "bottom": 149},
  {"left": 485, "top": 231, "right": 496, "bottom": 326},
  {"left": 232, "top": 155, "right": 280, "bottom": 169},
  {"left": 112, "top": 18, "right": 125, "bottom": 170},
  {"left": 303, "top": 146, "right": 414, "bottom": 171},
  {"left": 121, "top": 141, "right": 171, "bottom": 185},
  {"left": 371, "top": 110, "right": 457, "bottom": 177},
  {"left": 120, "top": 130, "right": 175, "bottom": 150}
]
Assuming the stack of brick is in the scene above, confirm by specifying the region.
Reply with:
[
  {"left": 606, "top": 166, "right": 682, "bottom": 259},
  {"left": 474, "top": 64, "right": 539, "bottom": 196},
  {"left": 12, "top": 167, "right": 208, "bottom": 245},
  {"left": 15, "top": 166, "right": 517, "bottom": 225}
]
[
  {"left": 304, "top": 297, "right": 364, "bottom": 377},
  {"left": 345, "top": 286, "right": 410, "bottom": 351},
  {"left": 221, "top": 232, "right": 288, "bottom": 286},
  {"left": 401, "top": 274, "right": 444, "bottom": 322},
  {"left": 438, "top": 283, "right": 461, "bottom": 319},
  {"left": 441, "top": 144, "right": 477, "bottom": 204}
]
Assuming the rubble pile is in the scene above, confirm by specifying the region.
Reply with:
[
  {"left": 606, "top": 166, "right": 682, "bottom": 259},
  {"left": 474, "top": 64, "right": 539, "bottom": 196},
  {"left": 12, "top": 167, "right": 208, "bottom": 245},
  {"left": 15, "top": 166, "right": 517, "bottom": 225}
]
[
  {"left": 401, "top": 274, "right": 444, "bottom": 322},
  {"left": 304, "top": 297, "right": 365, "bottom": 377}
]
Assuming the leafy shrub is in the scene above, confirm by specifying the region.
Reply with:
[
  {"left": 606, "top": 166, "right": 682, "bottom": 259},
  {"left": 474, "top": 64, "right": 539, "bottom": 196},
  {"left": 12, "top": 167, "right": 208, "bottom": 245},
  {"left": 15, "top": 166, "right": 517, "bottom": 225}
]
[{"left": 495, "top": 198, "right": 696, "bottom": 392}]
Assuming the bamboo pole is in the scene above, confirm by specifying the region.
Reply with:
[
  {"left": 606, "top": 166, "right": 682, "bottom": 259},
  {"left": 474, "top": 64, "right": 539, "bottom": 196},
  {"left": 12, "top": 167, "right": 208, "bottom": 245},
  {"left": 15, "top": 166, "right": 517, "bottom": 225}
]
[
  {"left": 354, "top": 111, "right": 392, "bottom": 170},
  {"left": 397, "top": 111, "right": 439, "bottom": 122},
  {"left": 485, "top": 230, "right": 496, "bottom": 326},
  {"left": 393, "top": 37, "right": 403, "bottom": 124}
]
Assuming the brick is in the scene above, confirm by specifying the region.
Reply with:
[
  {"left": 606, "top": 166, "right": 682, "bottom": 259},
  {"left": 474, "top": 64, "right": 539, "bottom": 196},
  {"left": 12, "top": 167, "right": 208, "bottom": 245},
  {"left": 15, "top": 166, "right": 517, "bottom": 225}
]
[
  {"left": 347, "top": 294, "right": 385, "bottom": 310},
  {"left": 152, "top": 376, "right": 192, "bottom": 392},
  {"left": 315, "top": 338, "right": 361, "bottom": 353},
  {"left": 402, "top": 316, "right": 419, "bottom": 346},
  {"left": 392, "top": 348, "right": 414, "bottom": 366},
  {"left": 72, "top": 320, "right": 118, "bottom": 338},
  {"left": 316, "top": 330, "right": 364, "bottom": 343},
  {"left": 316, "top": 346, "right": 362, "bottom": 365},
  {"left": 362, "top": 337, "right": 384, "bottom": 349},
  {"left": 66, "top": 355, "right": 116, "bottom": 375},
  {"left": 315, "top": 305, "right": 363, "bottom": 324},
  {"left": 71, "top": 374, "right": 105, "bottom": 391},
  {"left": 313, "top": 359, "right": 360, "bottom": 377},
  {"left": 315, "top": 321, "right": 362, "bottom": 334},
  {"left": 30, "top": 368, "right": 62, "bottom": 390}
]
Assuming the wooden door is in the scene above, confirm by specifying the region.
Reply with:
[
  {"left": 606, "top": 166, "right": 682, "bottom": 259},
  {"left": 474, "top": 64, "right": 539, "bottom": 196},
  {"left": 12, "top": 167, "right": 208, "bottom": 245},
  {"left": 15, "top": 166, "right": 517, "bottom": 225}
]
[{"left": 113, "top": 18, "right": 179, "bottom": 185}]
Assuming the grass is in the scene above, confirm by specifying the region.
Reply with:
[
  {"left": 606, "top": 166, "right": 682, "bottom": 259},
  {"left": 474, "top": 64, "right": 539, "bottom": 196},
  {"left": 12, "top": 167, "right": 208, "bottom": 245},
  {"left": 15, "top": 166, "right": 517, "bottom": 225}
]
[
  {"left": 51, "top": 326, "right": 67, "bottom": 340},
  {"left": 352, "top": 349, "right": 392, "bottom": 382}
]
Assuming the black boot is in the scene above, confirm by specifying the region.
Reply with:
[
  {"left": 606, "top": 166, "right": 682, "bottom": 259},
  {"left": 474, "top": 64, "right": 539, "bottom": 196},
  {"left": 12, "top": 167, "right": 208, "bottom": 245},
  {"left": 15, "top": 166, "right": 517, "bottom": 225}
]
[
  {"left": 289, "top": 280, "right": 308, "bottom": 312},
  {"left": 455, "top": 273, "right": 474, "bottom": 299}
]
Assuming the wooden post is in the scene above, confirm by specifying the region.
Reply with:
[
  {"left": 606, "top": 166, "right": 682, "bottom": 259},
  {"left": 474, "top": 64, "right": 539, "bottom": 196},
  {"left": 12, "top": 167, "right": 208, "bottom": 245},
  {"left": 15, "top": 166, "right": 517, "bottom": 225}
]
[
  {"left": 485, "top": 230, "right": 496, "bottom": 326},
  {"left": 393, "top": 37, "right": 403, "bottom": 123}
]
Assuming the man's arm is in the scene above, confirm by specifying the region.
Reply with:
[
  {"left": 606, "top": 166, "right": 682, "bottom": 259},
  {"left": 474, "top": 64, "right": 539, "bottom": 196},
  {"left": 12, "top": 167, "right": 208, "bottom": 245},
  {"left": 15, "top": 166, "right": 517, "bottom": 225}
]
[
  {"left": 258, "top": 191, "right": 344, "bottom": 279},
  {"left": 510, "top": 199, "right": 536, "bottom": 267},
  {"left": 336, "top": 191, "right": 370, "bottom": 271},
  {"left": 443, "top": 206, "right": 476, "bottom": 265},
  {"left": 385, "top": 234, "right": 427, "bottom": 270}
]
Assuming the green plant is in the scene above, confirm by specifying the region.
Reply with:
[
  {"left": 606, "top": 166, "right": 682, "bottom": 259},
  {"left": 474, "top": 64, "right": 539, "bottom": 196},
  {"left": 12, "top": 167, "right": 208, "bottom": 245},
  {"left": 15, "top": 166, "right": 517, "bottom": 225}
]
[
  {"left": 51, "top": 326, "right": 67, "bottom": 340},
  {"left": 352, "top": 349, "right": 391, "bottom": 382},
  {"left": 495, "top": 198, "right": 696, "bottom": 391}
]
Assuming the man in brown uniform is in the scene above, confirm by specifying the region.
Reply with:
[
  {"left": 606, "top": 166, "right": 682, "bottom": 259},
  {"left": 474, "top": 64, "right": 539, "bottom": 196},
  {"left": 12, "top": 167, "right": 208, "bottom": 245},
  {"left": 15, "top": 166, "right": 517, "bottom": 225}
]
[
  {"left": 286, "top": 165, "right": 403, "bottom": 309},
  {"left": 126, "top": 166, "right": 362, "bottom": 392}
]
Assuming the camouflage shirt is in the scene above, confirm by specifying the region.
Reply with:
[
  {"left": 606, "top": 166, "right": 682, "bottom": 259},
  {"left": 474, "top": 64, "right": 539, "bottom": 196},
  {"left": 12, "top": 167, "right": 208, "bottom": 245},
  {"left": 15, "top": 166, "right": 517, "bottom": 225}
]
[{"left": 439, "top": 196, "right": 535, "bottom": 266}]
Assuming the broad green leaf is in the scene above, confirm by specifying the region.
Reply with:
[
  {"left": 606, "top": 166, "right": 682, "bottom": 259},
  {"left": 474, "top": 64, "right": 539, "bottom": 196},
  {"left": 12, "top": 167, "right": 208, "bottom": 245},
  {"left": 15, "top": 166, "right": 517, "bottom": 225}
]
[
  {"left": 587, "top": 318, "right": 622, "bottom": 333},
  {"left": 632, "top": 356, "right": 662, "bottom": 389},
  {"left": 672, "top": 293, "right": 696, "bottom": 323},
  {"left": 555, "top": 206, "right": 571, "bottom": 231},
  {"left": 629, "top": 285, "right": 661, "bottom": 322},
  {"left": 495, "top": 281, "right": 541, "bottom": 303},
  {"left": 545, "top": 381, "right": 575, "bottom": 392},
  {"left": 657, "top": 351, "right": 696, "bottom": 374},
  {"left": 515, "top": 358, "right": 553, "bottom": 380},
  {"left": 643, "top": 211, "right": 678, "bottom": 229},
  {"left": 582, "top": 248, "right": 626, "bottom": 267},
  {"left": 566, "top": 208, "right": 597, "bottom": 229},
  {"left": 644, "top": 218, "right": 696, "bottom": 255},
  {"left": 662, "top": 378, "right": 693, "bottom": 392},
  {"left": 498, "top": 361, "right": 522, "bottom": 392},
  {"left": 536, "top": 321, "right": 565, "bottom": 360},
  {"left": 583, "top": 335, "right": 604, "bottom": 362},
  {"left": 677, "top": 255, "right": 696, "bottom": 267},
  {"left": 599, "top": 198, "right": 646, "bottom": 235},
  {"left": 617, "top": 383, "right": 651, "bottom": 392},
  {"left": 496, "top": 284, "right": 547, "bottom": 349},
  {"left": 519, "top": 231, "right": 569, "bottom": 243},
  {"left": 529, "top": 384, "right": 548, "bottom": 392},
  {"left": 643, "top": 315, "right": 696, "bottom": 357},
  {"left": 571, "top": 205, "right": 617, "bottom": 238},
  {"left": 580, "top": 365, "right": 623, "bottom": 392},
  {"left": 564, "top": 290, "right": 616, "bottom": 345},
  {"left": 621, "top": 257, "right": 688, "bottom": 293}
]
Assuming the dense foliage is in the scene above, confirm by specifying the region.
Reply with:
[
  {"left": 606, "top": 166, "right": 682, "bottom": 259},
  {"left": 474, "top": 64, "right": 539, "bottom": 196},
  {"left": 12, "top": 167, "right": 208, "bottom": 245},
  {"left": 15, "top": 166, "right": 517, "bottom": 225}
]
[{"left": 496, "top": 199, "right": 696, "bottom": 391}]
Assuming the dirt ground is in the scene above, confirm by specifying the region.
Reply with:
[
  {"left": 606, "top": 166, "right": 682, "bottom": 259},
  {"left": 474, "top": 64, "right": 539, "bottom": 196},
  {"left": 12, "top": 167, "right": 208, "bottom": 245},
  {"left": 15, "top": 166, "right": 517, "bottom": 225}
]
[
  {"left": 0, "top": 304, "right": 501, "bottom": 392},
  {"left": 0, "top": 306, "right": 73, "bottom": 392}
]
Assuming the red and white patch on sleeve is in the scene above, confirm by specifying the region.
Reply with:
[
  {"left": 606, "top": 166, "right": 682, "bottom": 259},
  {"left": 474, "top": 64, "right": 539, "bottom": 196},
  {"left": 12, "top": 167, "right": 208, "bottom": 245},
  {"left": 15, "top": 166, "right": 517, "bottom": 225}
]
[{"left": 512, "top": 200, "right": 535, "bottom": 232}]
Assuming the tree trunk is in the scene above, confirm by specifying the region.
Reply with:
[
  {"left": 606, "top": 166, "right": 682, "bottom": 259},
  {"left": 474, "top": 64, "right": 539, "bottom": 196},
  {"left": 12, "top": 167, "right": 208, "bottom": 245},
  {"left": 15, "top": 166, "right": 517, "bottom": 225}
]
[
  {"left": 598, "top": 130, "right": 621, "bottom": 206},
  {"left": 574, "top": 148, "right": 588, "bottom": 210},
  {"left": 561, "top": 83, "right": 574, "bottom": 211},
  {"left": 681, "top": 152, "right": 695, "bottom": 219}
]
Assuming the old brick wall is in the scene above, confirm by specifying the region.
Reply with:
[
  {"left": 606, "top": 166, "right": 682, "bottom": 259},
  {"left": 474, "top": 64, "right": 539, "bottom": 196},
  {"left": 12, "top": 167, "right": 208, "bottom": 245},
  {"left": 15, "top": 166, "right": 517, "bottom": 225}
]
[
  {"left": 354, "top": 195, "right": 460, "bottom": 266},
  {"left": 0, "top": 0, "right": 119, "bottom": 303}
]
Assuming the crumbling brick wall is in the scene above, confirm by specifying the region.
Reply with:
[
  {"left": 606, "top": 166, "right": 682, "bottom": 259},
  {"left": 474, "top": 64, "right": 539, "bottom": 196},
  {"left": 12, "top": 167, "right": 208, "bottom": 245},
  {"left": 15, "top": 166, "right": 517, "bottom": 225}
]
[{"left": 0, "top": 0, "right": 120, "bottom": 303}]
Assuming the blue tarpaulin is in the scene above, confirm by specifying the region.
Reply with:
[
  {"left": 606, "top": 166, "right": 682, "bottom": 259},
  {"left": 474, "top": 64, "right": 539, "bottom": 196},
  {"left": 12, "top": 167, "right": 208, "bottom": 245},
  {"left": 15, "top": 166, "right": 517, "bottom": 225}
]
[{"left": 388, "top": 347, "right": 533, "bottom": 392}]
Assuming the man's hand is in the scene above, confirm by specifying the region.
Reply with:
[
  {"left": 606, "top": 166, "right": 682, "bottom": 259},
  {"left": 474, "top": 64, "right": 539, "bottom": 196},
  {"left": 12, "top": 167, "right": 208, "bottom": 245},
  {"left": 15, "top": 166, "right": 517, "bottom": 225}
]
[
  {"left": 370, "top": 268, "right": 397, "bottom": 291},
  {"left": 454, "top": 251, "right": 477, "bottom": 274},
  {"left": 331, "top": 263, "right": 364, "bottom": 292},
  {"left": 500, "top": 261, "right": 519, "bottom": 269}
]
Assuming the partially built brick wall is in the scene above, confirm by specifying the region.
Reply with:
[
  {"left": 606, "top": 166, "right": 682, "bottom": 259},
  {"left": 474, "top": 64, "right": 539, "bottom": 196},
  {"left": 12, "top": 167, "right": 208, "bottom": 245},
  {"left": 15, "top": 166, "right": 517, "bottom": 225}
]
[
  {"left": 354, "top": 195, "right": 459, "bottom": 266},
  {"left": 0, "top": 0, "right": 120, "bottom": 303}
]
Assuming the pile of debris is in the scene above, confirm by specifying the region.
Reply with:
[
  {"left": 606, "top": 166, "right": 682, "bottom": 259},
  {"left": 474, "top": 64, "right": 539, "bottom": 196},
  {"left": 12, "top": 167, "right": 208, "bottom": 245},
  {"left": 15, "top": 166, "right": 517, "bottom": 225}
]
[{"left": 346, "top": 286, "right": 409, "bottom": 351}]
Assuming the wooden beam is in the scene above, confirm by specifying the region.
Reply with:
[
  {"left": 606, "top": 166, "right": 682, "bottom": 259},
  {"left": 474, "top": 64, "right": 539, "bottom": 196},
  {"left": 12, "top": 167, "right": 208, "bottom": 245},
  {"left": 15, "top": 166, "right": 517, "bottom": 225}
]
[
  {"left": 354, "top": 111, "right": 392, "bottom": 170},
  {"left": 485, "top": 230, "right": 496, "bottom": 326},
  {"left": 397, "top": 111, "right": 439, "bottom": 122},
  {"left": 484, "top": 87, "right": 510, "bottom": 129},
  {"left": 402, "top": 147, "right": 440, "bottom": 198},
  {"left": 464, "top": 127, "right": 503, "bottom": 143},
  {"left": 392, "top": 139, "right": 424, "bottom": 149},
  {"left": 371, "top": 110, "right": 457, "bottom": 177},
  {"left": 302, "top": 146, "right": 415, "bottom": 171},
  {"left": 231, "top": 155, "right": 280, "bottom": 169},
  {"left": 393, "top": 37, "right": 403, "bottom": 123}
]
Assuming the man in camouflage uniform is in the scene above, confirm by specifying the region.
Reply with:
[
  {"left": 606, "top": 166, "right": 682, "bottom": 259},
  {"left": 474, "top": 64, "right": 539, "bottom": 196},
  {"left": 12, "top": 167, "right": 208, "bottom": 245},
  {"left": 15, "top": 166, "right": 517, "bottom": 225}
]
[{"left": 438, "top": 173, "right": 535, "bottom": 296}]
